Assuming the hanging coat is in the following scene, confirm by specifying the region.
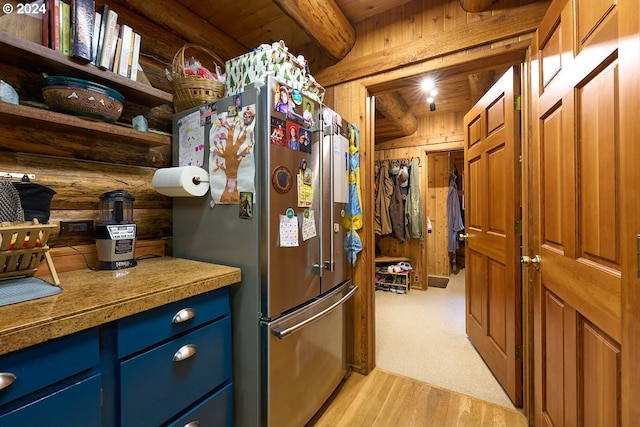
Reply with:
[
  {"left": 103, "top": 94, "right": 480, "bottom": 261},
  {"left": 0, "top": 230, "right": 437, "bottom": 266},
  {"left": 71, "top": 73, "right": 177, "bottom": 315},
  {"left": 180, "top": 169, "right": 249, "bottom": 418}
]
[
  {"left": 447, "top": 172, "right": 464, "bottom": 252},
  {"left": 405, "top": 158, "right": 423, "bottom": 241},
  {"left": 343, "top": 124, "right": 363, "bottom": 266},
  {"left": 389, "top": 173, "right": 405, "bottom": 242},
  {"left": 374, "top": 160, "right": 393, "bottom": 236}
]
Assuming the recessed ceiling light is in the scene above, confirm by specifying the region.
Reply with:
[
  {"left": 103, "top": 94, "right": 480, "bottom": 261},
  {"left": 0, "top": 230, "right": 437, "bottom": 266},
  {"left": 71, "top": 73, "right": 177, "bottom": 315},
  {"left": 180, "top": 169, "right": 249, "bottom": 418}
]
[
  {"left": 430, "top": 89, "right": 438, "bottom": 97},
  {"left": 421, "top": 78, "right": 434, "bottom": 92},
  {"left": 426, "top": 96, "right": 434, "bottom": 103}
]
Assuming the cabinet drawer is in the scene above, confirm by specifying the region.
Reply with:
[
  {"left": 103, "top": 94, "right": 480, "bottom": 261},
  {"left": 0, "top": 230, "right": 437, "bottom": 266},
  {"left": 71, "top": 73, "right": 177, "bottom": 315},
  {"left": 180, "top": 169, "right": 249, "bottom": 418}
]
[
  {"left": 117, "top": 287, "right": 229, "bottom": 358},
  {"left": 168, "top": 383, "right": 233, "bottom": 427},
  {"left": 0, "top": 374, "right": 101, "bottom": 427},
  {"left": 0, "top": 328, "right": 99, "bottom": 407},
  {"left": 120, "top": 316, "right": 232, "bottom": 427}
]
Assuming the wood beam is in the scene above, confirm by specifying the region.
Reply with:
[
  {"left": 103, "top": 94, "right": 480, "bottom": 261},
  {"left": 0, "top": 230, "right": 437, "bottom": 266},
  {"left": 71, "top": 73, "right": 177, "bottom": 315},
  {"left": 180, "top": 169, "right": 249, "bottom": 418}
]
[
  {"left": 459, "top": 0, "right": 497, "bottom": 13},
  {"left": 272, "top": 0, "right": 355, "bottom": 60},
  {"left": 315, "top": 1, "right": 549, "bottom": 87},
  {"left": 107, "top": 0, "right": 248, "bottom": 60},
  {"left": 468, "top": 70, "right": 500, "bottom": 104},
  {"left": 375, "top": 134, "right": 464, "bottom": 151},
  {"left": 374, "top": 92, "right": 418, "bottom": 137}
]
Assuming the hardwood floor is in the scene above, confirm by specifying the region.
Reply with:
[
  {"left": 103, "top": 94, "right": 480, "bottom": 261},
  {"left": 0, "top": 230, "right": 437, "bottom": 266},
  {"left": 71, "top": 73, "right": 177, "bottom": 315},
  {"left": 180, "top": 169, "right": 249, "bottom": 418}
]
[{"left": 307, "top": 368, "right": 527, "bottom": 427}]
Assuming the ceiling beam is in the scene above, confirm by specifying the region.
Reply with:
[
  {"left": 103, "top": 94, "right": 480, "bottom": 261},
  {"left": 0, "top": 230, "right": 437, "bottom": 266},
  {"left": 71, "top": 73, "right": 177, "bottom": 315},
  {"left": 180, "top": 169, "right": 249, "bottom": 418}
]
[
  {"left": 468, "top": 70, "right": 500, "bottom": 104},
  {"left": 272, "top": 0, "right": 356, "bottom": 61},
  {"left": 375, "top": 92, "right": 418, "bottom": 137},
  {"left": 315, "top": 1, "right": 548, "bottom": 87},
  {"left": 459, "top": 0, "right": 497, "bottom": 13},
  {"left": 109, "top": 0, "right": 248, "bottom": 60}
]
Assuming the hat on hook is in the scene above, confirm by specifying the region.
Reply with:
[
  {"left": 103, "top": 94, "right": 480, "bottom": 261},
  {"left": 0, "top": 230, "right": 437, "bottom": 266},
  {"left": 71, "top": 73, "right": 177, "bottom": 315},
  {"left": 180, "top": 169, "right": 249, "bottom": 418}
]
[{"left": 398, "top": 165, "right": 409, "bottom": 187}]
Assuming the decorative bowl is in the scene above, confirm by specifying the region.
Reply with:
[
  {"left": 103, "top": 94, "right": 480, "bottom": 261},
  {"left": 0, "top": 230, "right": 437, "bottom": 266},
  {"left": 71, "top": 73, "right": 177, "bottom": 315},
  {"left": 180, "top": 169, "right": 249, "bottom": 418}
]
[{"left": 42, "top": 76, "right": 124, "bottom": 123}]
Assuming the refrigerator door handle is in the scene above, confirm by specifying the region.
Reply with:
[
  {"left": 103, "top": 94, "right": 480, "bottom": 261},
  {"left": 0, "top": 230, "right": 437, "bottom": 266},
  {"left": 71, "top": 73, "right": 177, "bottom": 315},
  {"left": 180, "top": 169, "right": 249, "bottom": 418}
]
[
  {"left": 271, "top": 284, "right": 357, "bottom": 339},
  {"left": 327, "top": 124, "right": 335, "bottom": 273}
]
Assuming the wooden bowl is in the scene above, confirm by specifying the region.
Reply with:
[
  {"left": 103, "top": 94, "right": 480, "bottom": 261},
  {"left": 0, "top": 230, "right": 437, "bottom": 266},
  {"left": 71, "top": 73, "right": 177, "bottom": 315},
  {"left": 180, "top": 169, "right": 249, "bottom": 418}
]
[{"left": 42, "top": 76, "right": 124, "bottom": 123}]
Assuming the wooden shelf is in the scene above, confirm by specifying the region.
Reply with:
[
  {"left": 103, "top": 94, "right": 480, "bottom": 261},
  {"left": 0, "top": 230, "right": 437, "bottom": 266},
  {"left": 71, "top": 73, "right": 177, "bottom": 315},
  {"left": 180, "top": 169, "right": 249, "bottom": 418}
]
[
  {"left": 0, "top": 102, "right": 170, "bottom": 148},
  {"left": 0, "top": 30, "right": 172, "bottom": 107}
]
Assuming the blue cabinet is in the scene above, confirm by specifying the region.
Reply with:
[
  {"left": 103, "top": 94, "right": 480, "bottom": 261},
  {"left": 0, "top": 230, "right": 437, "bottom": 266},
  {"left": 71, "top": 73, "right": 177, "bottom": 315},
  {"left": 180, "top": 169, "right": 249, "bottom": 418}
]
[
  {"left": 0, "top": 286, "right": 233, "bottom": 427},
  {"left": 118, "top": 287, "right": 232, "bottom": 427},
  {"left": 0, "top": 329, "right": 101, "bottom": 427}
]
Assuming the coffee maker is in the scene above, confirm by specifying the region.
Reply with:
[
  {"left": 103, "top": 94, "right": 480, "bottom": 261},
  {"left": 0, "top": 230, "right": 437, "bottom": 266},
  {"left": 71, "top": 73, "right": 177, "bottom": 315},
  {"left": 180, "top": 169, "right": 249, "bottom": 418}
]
[{"left": 95, "top": 190, "right": 137, "bottom": 270}]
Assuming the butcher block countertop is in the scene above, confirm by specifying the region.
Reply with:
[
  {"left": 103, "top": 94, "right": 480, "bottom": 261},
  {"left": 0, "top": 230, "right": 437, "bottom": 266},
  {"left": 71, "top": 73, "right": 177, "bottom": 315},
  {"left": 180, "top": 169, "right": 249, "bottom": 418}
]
[{"left": 0, "top": 257, "right": 241, "bottom": 356}]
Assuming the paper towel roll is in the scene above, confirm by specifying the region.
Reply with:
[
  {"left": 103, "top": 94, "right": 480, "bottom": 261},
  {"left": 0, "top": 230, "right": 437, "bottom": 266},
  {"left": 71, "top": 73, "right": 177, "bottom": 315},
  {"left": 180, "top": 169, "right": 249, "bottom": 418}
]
[{"left": 151, "top": 166, "right": 209, "bottom": 197}]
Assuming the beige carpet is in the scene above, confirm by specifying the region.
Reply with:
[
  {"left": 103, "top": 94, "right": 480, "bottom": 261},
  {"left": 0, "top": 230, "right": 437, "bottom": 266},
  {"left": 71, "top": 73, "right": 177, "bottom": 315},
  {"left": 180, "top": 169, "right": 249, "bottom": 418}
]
[{"left": 375, "top": 268, "right": 517, "bottom": 410}]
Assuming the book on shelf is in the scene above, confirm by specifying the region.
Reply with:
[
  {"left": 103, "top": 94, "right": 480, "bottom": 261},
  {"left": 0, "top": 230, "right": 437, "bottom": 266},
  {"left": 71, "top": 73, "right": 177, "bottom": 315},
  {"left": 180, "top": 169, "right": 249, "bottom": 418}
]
[
  {"left": 112, "top": 36, "right": 122, "bottom": 74},
  {"left": 42, "top": 1, "right": 50, "bottom": 48},
  {"left": 94, "top": 4, "right": 108, "bottom": 65},
  {"left": 129, "top": 32, "right": 141, "bottom": 81},
  {"left": 91, "top": 10, "right": 101, "bottom": 64},
  {"left": 98, "top": 8, "right": 118, "bottom": 69},
  {"left": 71, "top": 0, "right": 95, "bottom": 62},
  {"left": 117, "top": 24, "right": 132, "bottom": 77},
  {"left": 108, "top": 23, "right": 120, "bottom": 71},
  {"left": 51, "top": 0, "right": 60, "bottom": 51},
  {"left": 60, "top": 0, "right": 71, "bottom": 56}
]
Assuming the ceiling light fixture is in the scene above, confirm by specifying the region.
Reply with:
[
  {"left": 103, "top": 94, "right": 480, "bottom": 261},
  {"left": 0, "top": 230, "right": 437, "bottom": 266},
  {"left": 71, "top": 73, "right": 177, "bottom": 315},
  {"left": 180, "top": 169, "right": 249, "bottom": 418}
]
[
  {"left": 421, "top": 78, "right": 435, "bottom": 92},
  {"left": 430, "top": 102, "right": 436, "bottom": 112},
  {"left": 426, "top": 96, "right": 434, "bottom": 103}
]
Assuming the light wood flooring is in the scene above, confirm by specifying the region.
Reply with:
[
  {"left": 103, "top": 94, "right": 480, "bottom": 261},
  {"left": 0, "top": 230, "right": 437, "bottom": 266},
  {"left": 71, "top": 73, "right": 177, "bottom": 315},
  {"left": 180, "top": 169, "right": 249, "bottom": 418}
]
[{"left": 307, "top": 368, "right": 527, "bottom": 427}]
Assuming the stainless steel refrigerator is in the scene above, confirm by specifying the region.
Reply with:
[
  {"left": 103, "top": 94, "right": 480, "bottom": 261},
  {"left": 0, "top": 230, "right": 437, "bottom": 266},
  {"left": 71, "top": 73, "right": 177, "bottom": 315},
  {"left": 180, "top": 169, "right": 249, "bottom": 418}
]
[{"left": 172, "top": 76, "right": 357, "bottom": 427}]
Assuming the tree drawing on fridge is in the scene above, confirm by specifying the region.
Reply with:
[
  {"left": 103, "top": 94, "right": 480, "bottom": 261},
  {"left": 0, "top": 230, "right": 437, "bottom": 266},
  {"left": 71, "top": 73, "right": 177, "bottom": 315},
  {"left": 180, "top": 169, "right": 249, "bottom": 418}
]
[{"left": 209, "top": 105, "right": 257, "bottom": 204}]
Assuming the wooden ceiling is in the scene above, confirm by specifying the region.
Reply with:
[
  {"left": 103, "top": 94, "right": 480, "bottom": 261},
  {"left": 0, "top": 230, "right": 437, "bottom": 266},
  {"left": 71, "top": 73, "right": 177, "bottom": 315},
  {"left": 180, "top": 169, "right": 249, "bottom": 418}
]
[{"left": 172, "top": 0, "right": 507, "bottom": 143}]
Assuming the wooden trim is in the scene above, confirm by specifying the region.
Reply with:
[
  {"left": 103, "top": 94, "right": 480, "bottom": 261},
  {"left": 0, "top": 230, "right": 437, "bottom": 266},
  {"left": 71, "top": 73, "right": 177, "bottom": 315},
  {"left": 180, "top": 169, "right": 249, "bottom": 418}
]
[{"left": 619, "top": 0, "right": 640, "bottom": 424}]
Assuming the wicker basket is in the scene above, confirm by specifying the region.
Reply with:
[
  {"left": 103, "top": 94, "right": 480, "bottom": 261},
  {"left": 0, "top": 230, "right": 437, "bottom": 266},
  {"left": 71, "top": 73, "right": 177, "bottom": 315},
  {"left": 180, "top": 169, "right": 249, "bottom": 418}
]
[
  {"left": 171, "top": 44, "right": 226, "bottom": 113},
  {"left": 0, "top": 219, "right": 59, "bottom": 285}
]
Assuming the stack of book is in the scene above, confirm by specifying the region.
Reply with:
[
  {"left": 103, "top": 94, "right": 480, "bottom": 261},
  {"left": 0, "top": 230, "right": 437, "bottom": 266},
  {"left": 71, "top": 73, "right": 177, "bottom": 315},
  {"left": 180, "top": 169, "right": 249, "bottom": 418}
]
[{"left": 42, "top": 0, "right": 142, "bottom": 81}]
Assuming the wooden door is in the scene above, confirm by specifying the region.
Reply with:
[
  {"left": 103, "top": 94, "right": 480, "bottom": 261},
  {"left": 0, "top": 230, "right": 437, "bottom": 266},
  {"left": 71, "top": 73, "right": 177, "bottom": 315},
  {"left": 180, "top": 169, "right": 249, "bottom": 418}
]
[
  {"left": 463, "top": 66, "right": 523, "bottom": 406},
  {"left": 531, "top": 0, "right": 623, "bottom": 425}
]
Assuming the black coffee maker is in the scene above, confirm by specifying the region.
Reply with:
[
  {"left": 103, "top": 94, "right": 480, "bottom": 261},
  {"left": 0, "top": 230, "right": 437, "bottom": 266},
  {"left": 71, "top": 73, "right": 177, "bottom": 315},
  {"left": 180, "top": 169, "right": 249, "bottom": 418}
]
[{"left": 95, "top": 190, "right": 137, "bottom": 270}]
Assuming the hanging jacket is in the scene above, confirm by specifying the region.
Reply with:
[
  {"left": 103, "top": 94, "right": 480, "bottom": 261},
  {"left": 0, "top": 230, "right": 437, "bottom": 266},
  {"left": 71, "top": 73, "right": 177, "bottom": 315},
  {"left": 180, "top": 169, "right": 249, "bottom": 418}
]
[
  {"left": 389, "top": 173, "right": 405, "bottom": 242},
  {"left": 374, "top": 160, "right": 393, "bottom": 236},
  {"left": 405, "top": 158, "right": 423, "bottom": 241},
  {"left": 447, "top": 172, "right": 464, "bottom": 252}
]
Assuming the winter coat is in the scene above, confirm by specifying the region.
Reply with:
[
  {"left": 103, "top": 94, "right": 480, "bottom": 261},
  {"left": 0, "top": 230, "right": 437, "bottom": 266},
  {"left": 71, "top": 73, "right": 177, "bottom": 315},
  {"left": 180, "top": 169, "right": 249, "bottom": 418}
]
[{"left": 374, "top": 160, "right": 393, "bottom": 236}]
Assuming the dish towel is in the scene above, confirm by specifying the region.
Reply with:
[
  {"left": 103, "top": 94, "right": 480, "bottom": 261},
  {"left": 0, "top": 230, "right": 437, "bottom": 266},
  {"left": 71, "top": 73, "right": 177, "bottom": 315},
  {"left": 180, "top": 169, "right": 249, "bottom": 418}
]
[
  {"left": 0, "top": 276, "right": 61, "bottom": 307},
  {"left": 343, "top": 123, "right": 363, "bottom": 266}
]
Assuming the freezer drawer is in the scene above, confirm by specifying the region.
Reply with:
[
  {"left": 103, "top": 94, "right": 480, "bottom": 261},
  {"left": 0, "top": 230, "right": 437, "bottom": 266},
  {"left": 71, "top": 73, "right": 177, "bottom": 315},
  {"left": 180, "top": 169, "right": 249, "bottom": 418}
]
[{"left": 262, "top": 282, "right": 357, "bottom": 427}]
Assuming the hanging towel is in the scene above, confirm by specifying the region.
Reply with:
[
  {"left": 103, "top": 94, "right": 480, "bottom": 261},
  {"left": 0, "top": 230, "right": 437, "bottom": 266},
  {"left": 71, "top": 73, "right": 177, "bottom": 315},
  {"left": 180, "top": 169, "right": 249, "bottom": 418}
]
[
  {"left": 343, "top": 124, "right": 363, "bottom": 266},
  {"left": 447, "top": 172, "right": 464, "bottom": 252},
  {"left": 405, "top": 158, "right": 423, "bottom": 241}
]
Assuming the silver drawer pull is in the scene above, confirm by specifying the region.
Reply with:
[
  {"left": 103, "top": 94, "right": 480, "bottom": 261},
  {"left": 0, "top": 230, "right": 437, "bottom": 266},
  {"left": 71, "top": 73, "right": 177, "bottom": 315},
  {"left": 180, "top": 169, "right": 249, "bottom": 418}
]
[
  {"left": 0, "top": 372, "right": 17, "bottom": 391},
  {"left": 184, "top": 422, "right": 200, "bottom": 427},
  {"left": 173, "top": 344, "right": 197, "bottom": 362},
  {"left": 172, "top": 308, "right": 196, "bottom": 324}
]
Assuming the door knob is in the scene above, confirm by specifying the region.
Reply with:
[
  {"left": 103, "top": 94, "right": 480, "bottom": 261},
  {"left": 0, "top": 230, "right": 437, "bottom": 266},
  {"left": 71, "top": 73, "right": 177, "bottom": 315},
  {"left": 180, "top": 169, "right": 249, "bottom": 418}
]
[
  {"left": 459, "top": 233, "right": 469, "bottom": 241},
  {"left": 521, "top": 255, "right": 541, "bottom": 269}
]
